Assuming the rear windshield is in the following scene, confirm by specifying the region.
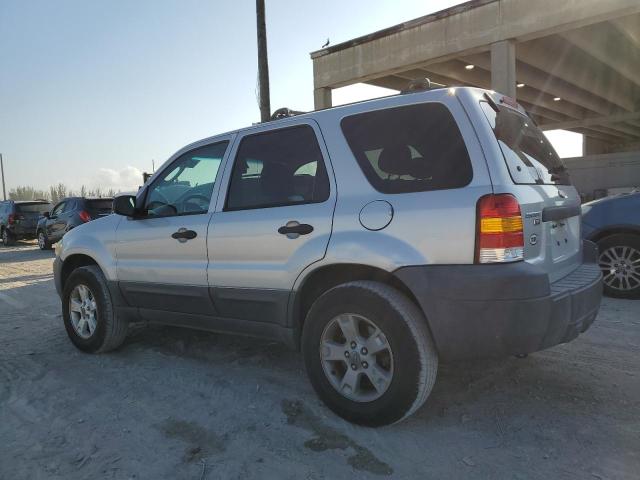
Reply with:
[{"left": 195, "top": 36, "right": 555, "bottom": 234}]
[
  {"left": 86, "top": 199, "right": 113, "bottom": 213},
  {"left": 480, "top": 102, "right": 570, "bottom": 185},
  {"left": 16, "top": 203, "right": 51, "bottom": 214},
  {"left": 340, "top": 103, "right": 473, "bottom": 194}
]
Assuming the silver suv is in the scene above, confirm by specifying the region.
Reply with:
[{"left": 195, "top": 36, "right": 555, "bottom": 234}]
[{"left": 53, "top": 87, "right": 602, "bottom": 426}]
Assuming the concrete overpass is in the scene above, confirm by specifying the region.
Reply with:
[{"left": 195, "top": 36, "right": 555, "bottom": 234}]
[{"left": 310, "top": 0, "right": 640, "bottom": 161}]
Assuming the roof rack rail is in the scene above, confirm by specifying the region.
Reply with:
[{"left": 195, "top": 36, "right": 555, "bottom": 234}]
[
  {"left": 270, "top": 107, "right": 306, "bottom": 120},
  {"left": 401, "top": 77, "right": 446, "bottom": 94}
]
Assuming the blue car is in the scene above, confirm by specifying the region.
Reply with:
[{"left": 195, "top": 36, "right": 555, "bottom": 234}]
[{"left": 582, "top": 191, "right": 640, "bottom": 299}]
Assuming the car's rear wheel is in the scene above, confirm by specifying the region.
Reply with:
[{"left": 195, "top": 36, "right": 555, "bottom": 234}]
[
  {"left": 62, "top": 265, "right": 129, "bottom": 353},
  {"left": 2, "top": 228, "right": 15, "bottom": 246},
  {"left": 597, "top": 233, "right": 640, "bottom": 299},
  {"left": 37, "top": 231, "right": 51, "bottom": 250},
  {"left": 302, "top": 281, "right": 438, "bottom": 426}
]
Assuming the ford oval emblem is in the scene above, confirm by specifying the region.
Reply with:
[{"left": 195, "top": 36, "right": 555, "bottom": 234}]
[{"left": 529, "top": 234, "right": 538, "bottom": 245}]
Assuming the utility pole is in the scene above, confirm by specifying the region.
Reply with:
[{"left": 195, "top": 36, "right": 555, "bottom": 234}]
[
  {"left": 256, "top": 0, "right": 271, "bottom": 122},
  {"left": 0, "top": 153, "right": 6, "bottom": 200}
]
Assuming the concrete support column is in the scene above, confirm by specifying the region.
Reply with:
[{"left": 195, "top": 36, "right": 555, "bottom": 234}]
[
  {"left": 583, "top": 136, "right": 611, "bottom": 155},
  {"left": 490, "top": 40, "right": 516, "bottom": 98},
  {"left": 314, "top": 87, "right": 332, "bottom": 110}
]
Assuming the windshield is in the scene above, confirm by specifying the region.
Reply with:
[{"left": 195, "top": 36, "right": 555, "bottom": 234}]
[
  {"left": 16, "top": 203, "right": 51, "bottom": 214},
  {"left": 480, "top": 102, "right": 570, "bottom": 185}
]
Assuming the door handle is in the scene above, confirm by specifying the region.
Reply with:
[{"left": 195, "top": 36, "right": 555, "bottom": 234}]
[
  {"left": 171, "top": 228, "right": 197, "bottom": 242},
  {"left": 278, "top": 221, "right": 314, "bottom": 237}
]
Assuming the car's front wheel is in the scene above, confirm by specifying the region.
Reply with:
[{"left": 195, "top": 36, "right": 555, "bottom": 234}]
[
  {"left": 302, "top": 281, "right": 438, "bottom": 426},
  {"left": 598, "top": 233, "right": 640, "bottom": 299},
  {"left": 37, "top": 230, "right": 51, "bottom": 250},
  {"left": 62, "top": 265, "right": 129, "bottom": 353}
]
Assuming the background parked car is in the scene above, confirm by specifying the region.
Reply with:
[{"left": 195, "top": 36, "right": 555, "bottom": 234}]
[
  {"left": 0, "top": 200, "right": 52, "bottom": 246},
  {"left": 582, "top": 190, "right": 640, "bottom": 299},
  {"left": 36, "top": 197, "right": 113, "bottom": 250}
]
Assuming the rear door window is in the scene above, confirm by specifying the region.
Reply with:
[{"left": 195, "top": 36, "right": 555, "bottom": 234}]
[
  {"left": 340, "top": 103, "right": 473, "bottom": 194},
  {"left": 480, "top": 102, "right": 570, "bottom": 185},
  {"left": 225, "top": 125, "right": 330, "bottom": 211}
]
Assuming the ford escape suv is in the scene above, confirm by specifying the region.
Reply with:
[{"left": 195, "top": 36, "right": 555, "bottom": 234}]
[{"left": 53, "top": 87, "right": 602, "bottom": 426}]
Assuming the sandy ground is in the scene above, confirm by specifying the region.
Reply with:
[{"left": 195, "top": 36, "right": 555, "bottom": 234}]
[{"left": 1, "top": 241, "right": 639, "bottom": 480}]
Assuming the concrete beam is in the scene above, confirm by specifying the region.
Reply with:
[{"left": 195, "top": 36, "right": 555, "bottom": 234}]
[
  {"left": 311, "top": 0, "right": 640, "bottom": 89},
  {"left": 540, "top": 111, "right": 640, "bottom": 131},
  {"left": 560, "top": 22, "right": 640, "bottom": 87},
  {"left": 313, "top": 87, "right": 332, "bottom": 110},
  {"left": 573, "top": 128, "right": 622, "bottom": 145},
  {"left": 424, "top": 60, "right": 590, "bottom": 120},
  {"left": 462, "top": 53, "right": 621, "bottom": 116},
  {"left": 517, "top": 36, "right": 637, "bottom": 111},
  {"left": 490, "top": 40, "right": 516, "bottom": 98},
  {"left": 611, "top": 16, "right": 640, "bottom": 49}
]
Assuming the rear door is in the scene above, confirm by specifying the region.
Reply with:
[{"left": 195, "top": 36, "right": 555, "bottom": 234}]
[
  {"left": 477, "top": 94, "right": 582, "bottom": 281},
  {"left": 48, "top": 201, "right": 68, "bottom": 241},
  {"left": 207, "top": 121, "right": 336, "bottom": 325}
]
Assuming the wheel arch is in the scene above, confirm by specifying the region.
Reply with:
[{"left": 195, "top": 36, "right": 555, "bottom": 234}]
[
  {"left": 59, "top": 254, "right": 101, "bottom": 293},
  {"left": 288, "top": 263, "right": 424, "bottom": 348},
  {"left": 589, "top": 225, "right": 640, "bottom": 244}
]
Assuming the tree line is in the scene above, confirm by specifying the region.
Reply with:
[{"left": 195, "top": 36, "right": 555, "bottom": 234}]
[{"left": 8, "top": 184, "right": 118, "bottom": 203}]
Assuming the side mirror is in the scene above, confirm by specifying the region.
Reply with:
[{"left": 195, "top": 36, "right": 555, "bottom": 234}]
[
  {"left": 113, "top": 195, "right": 137, "bottom": 217},
  {"left": 43, "top": 212, "right": 50, "bottom": 218}
]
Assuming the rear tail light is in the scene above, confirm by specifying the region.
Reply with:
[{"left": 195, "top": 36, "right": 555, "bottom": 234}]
[
  {"left": 78, "top": 210, "right": 92, "bottom": 223},
  {"left": 475, "top": 194, "right": 524, "bottom": 264},
  {"left": 7, "top": 214, "right": 15, "bottom": 225}
]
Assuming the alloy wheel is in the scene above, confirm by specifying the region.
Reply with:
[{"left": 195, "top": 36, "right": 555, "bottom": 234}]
[
  {"left": 319, "top": 313, "right": 394, "bottom": 402},
  {"left": 69, "top": 284, "right": 98, "bottom": 339},
  {"left": 599, "top": 245, "right": 640, "bottom": 292}
]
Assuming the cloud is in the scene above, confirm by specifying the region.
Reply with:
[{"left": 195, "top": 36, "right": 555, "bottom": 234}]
[{"left": 94, "top": 166, "right": 144, "bottom": 191}]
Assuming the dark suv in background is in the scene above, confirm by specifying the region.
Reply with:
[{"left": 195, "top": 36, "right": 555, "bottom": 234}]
[
  {"left": 37, "top": 197, "right": 113, "bottom": 250},
  {"left": 0, "top": 200, "right": 52, "bottom": 246}
]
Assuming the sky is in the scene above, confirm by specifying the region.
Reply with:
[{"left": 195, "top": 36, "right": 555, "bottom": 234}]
[{"left": 0, "top": 0, "right": 581, "bottom": 194}]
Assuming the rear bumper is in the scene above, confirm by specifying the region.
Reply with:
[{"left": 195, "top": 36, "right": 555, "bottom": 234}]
[
  {"left": 394, "top": 241, "right": 603, "bottom": 362},
  {"left": 6, "top": 224, "right": 37, "bottom": 239}
]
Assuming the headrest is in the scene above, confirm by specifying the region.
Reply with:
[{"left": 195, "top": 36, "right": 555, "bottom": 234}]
[
  {"left": 378, "top": 144, "right": 432, "bottom": 179},
  {"left": 378, "top": 144, "right": 413, "bottom": 176}
]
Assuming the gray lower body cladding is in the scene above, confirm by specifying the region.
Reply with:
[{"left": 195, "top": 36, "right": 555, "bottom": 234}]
[{"left": 393, "top": 241, "right": 603, "bottom": 362}]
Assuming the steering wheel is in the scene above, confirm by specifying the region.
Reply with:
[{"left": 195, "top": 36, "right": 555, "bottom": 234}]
[{"left": 181, "top": 193, "right": 210, "bottom": 213}]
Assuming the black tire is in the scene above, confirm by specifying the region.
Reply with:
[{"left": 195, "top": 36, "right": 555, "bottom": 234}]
[
  {"left": 302, "top": 281, "right": 438, "bottom": 427},
  {"left": 2, "top": 228, "right": 15, "bottom": 246},
  {"left": 62, "top": 265, "right": 129, "bottom": 353},
  {"left": 37, "top": 230, "right": 52, "bottom": 250},
  {"left": 597, "top": 233, "right": 640, "bottom": 299}
]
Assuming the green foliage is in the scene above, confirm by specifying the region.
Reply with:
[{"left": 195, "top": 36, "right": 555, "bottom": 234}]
[
  {"left": 8, "top": 185, "right": 49, "bottom": 201},
  {"left": 8, "top": 184, "right": 119, "bottom": 202}
]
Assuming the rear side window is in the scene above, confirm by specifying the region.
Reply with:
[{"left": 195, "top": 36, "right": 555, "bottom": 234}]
[
  {"left": 480, "top": 102, "right": 570, "bottom": 185},
  {"left": 225, "top": 125, "right": 330, "bottom": 211},
  {"left": 340, "top": 103, "right": 472, "bottom": 194}
]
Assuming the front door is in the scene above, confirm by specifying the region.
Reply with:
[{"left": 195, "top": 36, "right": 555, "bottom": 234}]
[
  {"left": 207, "top": 122, "right": 336, "bottom": 325},
  {"left": 48, "top": 201, "right": 68, "bottom": 241},
  {"left": 115, "top": 138, "right": 232, "bottom": 316}
]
